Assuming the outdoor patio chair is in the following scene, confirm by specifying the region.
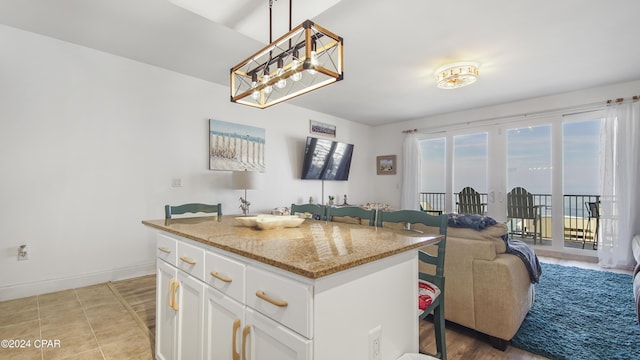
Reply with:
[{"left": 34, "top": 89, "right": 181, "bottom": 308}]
[
  {"left": 507, "top": 187, "right": 542, "bottom": 244},
  {"left": 584, "top": 201, "right": 600, "bottom": 250},
  {"left": 456, "top": 186, "right": 486, "bottom": 215}
]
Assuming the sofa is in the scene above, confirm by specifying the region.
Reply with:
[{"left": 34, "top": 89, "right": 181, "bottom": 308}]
[{"left": 418, "top": 222, "right": 535, "bottom": 349}]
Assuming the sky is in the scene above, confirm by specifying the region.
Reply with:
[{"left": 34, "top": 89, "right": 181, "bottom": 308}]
[{"left": 420, "top": 118, "right": 602, "bottom": 196}]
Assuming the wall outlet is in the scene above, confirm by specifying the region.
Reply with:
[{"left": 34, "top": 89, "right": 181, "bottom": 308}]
[
  {"left": 18, "top": 245, "right": 28, "bottom": 261},
  {"left": 368, "top": 325, "right": 382, "bottom": 360},
  {"left": 171, "top": 178, "right": 183, "bottom": 187}
]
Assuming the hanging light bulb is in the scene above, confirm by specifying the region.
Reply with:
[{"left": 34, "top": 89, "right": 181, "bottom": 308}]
[
  {"left": 262, "top": 66, "right": 272, "bottom": 94},
  {"left": 251, "top": 72, "right": 260, "bottom": 100},
  {"left": 275, "top": 58, "right": 287, "bottom": 89},
  {"left": 306, "top": 40, "right": 318, "bottom": 75},
  {"left": 291, "top": 49, "right": 302, "bottom": 82}
]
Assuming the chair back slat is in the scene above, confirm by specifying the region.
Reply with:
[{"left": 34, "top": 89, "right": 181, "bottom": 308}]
[
  {"left": 290, "top": 203, "right": 326, "bottom": 220},
  {"left": 165, "top": 203, "right": 222, "bottom": 219},
  {"left": 326, "top": 206, "right": 376, "bottom": 226}
]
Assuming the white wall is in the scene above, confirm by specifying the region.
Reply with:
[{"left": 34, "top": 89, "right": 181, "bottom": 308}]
[
  {"left": 372, "top": 79, "right": 640, "bottom": 209},
  {"left": 0, "top": 24, "right": 374, "bottom": 300}
]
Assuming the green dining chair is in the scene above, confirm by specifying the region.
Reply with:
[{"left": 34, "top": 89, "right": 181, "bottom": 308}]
[{"left": 378, "top": 209, "right": 448, "bottom": 360}]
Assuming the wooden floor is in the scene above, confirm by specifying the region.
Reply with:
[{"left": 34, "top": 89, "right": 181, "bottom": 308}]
[{"left": 110, "top": 274, "right": 156, "bottom": 339}]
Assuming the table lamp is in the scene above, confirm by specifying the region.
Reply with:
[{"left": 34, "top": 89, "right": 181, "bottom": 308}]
[{"left": 232, "top": 170, "right": 258, "bottom": 215}]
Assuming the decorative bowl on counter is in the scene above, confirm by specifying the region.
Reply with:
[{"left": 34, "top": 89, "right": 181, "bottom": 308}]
[{"left": 234, "top": 215, "right": 305, "bottom": 230}]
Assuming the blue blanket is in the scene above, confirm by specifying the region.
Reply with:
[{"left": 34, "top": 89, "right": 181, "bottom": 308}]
[{"left": 447, "top": 213, "right": 542, "bottom": 283}]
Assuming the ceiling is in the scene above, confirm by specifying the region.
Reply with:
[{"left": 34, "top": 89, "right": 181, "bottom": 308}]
[{"left": 1, "top": 0, "right": 640, "bottom": 126}]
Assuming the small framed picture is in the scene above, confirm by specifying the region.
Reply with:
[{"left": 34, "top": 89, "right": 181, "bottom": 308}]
[
  {"left": 309, "top": 120, "right": 336, "bottom": 137},
  {"left": 377, "top": 155, "right": 397, "bottom": 175}
]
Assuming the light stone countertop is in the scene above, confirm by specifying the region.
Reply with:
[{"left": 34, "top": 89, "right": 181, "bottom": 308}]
[{"left": 142, "top": 215, "right": 443, "bottom": 279}]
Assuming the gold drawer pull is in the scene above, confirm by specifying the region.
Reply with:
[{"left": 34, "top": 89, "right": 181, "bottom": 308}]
[
  {"left": 210, "top": 271, "right": 232, "bottom": 283},
  {"left": 232, "top": 319, "right": 241, "bottom": 360},
  {"left": 158, "top": 247, "right": 171, "bottom": 254},
  {"left": 241, "top": 325, "right": 251, "bottom": 360},
  {"left": 179, "top": 256, "right": 196, "bottom": 265},
  {"left": 168, "top": 278, "right": 179, "bottom": 311},
  {"left": 256, "top": 290, "right": 288, "bottom": 307}
]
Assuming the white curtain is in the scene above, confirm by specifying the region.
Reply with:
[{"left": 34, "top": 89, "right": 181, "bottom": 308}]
[
  {"left": 400, "top": 132, "right": 420, "bottom": 210},
  {"left": 598, "top": 99, "right": 640, "bottom": 269}
]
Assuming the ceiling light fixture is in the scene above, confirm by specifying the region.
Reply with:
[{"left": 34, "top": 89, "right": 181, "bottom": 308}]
[
  {"left": 434, "top": 62, "right": 479, "bottom": 89},
  {"left": 230, "top": 0, "right": 344, "bottom": 109}
]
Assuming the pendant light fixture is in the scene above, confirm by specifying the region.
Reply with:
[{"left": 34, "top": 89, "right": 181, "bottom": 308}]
[{"left": 230, "top": 0, "right": 344, "bottom": 109}]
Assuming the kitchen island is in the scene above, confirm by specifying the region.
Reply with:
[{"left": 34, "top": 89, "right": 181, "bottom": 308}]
[{"left": 143, "top": 215, "right": 443, "bottom": 360}]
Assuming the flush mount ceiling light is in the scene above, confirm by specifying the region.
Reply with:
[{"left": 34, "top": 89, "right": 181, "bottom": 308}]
[
  {"left": 230, "top": 0, "right": 344, "bottom": 109},
  {"left": 434, "top": 62, "right": 479, "bottom": 89}
]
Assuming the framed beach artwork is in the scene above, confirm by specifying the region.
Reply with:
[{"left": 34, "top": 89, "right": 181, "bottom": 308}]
[
  {"left": 209, "top": 119, "right": 265, "bottom": 171},
  {"left": 376, "top": 155, "right": 396, "bottom": 175}
]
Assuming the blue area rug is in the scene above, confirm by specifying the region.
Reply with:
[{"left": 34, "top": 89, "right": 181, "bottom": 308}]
[{"left": 511, "top": 262, "right": 640, "bottom": 359}]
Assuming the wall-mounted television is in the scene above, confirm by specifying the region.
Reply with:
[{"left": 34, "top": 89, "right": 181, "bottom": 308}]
[{"left": 301, "top": 136, "right": 354, "bottom": 180}]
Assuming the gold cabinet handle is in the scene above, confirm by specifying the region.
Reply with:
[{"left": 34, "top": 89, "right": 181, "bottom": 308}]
[
  {"left": 167, "top": 279, "right": 174, "bottom": 309},
  {"left": 256, "top": 290, "right": 288, "bottom": 307},
  {"left": 179, "top": 256, "right": 196, "bottom": 265},
  {"left": 241, "top": 325, "right": 251, "bottom": 360},
  {"left": 171, "top": 280, "right": 180, "bottom": 311},
  {"left": 232, "top": 319, "right": 241, "bottom": 360},
  {"left": 210, "top": 271, "right": 233, "bottom": 283},
  {"left": 158, "top": 247, "right": 171, "bottom": 254},
  {"left": 167, "top": 279, "right": 179, "bottom": 311}
]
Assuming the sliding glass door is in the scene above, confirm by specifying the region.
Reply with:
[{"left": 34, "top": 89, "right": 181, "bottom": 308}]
[
  {"left": 561, "top": 115, "right": 603, "bottom": 251},
  {"left": 505, "top": 125, "right": 552, "bottom": 246},
  {"left": 419, "top": 111, "right": 604, "bottom": 256}
]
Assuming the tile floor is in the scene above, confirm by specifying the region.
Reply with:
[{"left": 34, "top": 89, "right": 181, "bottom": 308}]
[{"left": 0, "top": 283, "right": 153, "bottom": 360}]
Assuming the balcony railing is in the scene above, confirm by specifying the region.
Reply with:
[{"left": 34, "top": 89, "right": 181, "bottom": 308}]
[{"left": 419, "top": 192, "right": 600, "bottom": 249}]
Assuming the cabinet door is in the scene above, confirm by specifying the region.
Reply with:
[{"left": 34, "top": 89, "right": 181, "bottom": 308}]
[
  {"left": 176, "top": 271, "right": 205, "bottom": 360},
  {"left": 204, "top": 287, "right": 245, "bottom": 360},
  {"left": 156, "top": 260, "right": 177, "bottom": 360},
  {"left": 244, "top": 308, "right": 312, "bottom": 360}
]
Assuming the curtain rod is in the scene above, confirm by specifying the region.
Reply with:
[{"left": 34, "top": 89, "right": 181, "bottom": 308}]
[
  {"left": 607, "top": 95, "right": 639, "bottom": 105},
  {"left": 401, "top": 94, "right": 639, "bottom": 134}
]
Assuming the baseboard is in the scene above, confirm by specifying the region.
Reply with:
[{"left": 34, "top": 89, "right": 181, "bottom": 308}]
[{"left": 0, "top": 262, "right": 156, "bottom": 301}]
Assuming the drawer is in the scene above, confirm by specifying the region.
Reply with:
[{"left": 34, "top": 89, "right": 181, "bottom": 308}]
[
  {"left": 156, "top": 233, "right": 177, "bottom": 266},
  {"left": 176, "top": 241, "right": 205, "bottom": 281},
  {"left": 204, "top": 251, "right": 245, "bottom": 303},
  {"left": 246, "top": 266, "right": 312, "bottom": 338}
]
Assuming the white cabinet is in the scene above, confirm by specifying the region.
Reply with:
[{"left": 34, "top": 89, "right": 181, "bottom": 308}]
[
  {"left": 156, "top": 260, "right": 177, "bottom": 360},
  {"left": 154, "top": 230, "right": 417, "bottom": 360},
  {"left": 203, "top": 286, "right": 244, "bottom": 360},
  {"left": 156, "top": 233, "right": 312, "bottom": 360},
  {"left": 243, "top": 308, "right": 312, "bottom": 360},
  {"left": 156, "top": 237, "right": 205, "bottom": 360},
  {"left": 175, "top": 271, "right": 205, "bottom": 360},
  {"left": 246, "top": 265, "right": 312, "bottom": 338}
]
